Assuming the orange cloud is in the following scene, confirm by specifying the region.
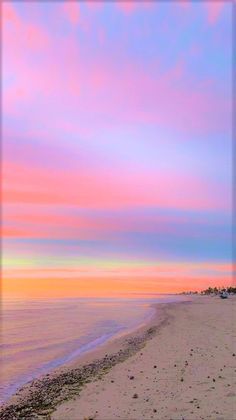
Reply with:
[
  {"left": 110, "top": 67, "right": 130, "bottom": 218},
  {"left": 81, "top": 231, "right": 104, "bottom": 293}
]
[{"left": 2, "top": 269, "right": 233, "bottom": 298}]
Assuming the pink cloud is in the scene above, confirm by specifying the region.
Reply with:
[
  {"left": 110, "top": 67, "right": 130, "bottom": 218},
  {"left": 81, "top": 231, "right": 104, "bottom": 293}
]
[
  {"left": 3, "top": 202, "right": 182, "bottom": 241},
  {"left": 3, "top": 3, "right": 49, "bottom": 52},
  {"left": 3, "top": 156, "right": 230, "bottom": 212},
  {"left": 205, "top": 2, "right": 225, "bottom": 24},
  {"left": 3, "top": 3, "right": 229, "bottom": 138},
  {"left": 116, "top": 1, "right": 136, "bottom": 14},
  {"left": 86, "top": 2, "right": 103, "bottom": 12},
  {"left": 116, "top": 1, "right": 154, "bottom": 14},
  {"left": 178, "top": 0, "right": 191, "bottom": 9},
  {"left": 3, "top": 2, "right": 19, "bottom": 24},
  {"left": 7, "top": 48, "right": 229, "bottom": 138},
  {"left": 62, "top": 1, "right": 80, "bottom": 26}
]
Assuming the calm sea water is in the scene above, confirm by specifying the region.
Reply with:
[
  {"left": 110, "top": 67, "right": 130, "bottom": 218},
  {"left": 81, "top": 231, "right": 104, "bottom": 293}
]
[{"left": 0, "top": 295, "right": 187, "bottom": 404}]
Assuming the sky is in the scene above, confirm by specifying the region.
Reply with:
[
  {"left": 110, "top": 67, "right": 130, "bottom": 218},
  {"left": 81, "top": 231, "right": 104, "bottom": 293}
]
[{"left": 2, "top": 0, "right": 233, "bottom": 297}]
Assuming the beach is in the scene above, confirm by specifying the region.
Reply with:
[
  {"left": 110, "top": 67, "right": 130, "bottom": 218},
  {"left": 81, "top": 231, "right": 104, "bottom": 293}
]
[{"left": 1, "top": 296, "right": 235, "bottom": 419}]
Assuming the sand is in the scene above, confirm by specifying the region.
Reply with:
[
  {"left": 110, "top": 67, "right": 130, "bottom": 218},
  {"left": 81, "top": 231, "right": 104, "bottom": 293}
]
[
  {"left": 1, "top": 296, "right": 235, "bottom": 420},
  {"left": 52, "top": 296, "right": 236, "bottom": 420}
]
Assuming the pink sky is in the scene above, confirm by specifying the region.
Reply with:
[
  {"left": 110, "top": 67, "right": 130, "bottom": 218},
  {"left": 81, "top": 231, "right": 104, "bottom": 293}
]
[{"left": 2, "top": 1, "right": 233, "bottom": 296}]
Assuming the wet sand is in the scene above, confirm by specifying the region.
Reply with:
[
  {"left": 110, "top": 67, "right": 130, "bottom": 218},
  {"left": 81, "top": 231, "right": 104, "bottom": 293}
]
[{"left": 1, "top": 296, "right": 235, "bottom": 419}]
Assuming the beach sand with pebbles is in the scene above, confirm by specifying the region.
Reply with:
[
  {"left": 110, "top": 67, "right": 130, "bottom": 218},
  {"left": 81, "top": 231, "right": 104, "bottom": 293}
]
[{"left": 1, "top": 296, "right": 235, "bottom": 420}]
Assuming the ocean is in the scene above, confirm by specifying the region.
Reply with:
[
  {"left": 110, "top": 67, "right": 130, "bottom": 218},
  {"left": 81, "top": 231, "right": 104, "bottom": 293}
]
[{"left": 0, "top": 295, "right": 187, "bottom": 404}]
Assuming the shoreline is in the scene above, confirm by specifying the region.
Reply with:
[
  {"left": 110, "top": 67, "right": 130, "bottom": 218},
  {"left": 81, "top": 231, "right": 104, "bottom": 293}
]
[
  {"left": 54, "top": 296, "right": 235, "bottom": 419},
  {"left": 1, "top": 296, "right": 235, "bottom": 419},
  {"left": 0, "top": 302, "right": 156, "bottom": 406},
  {"left": 0, "top": 299, "right": 178, "bottom": 419}
]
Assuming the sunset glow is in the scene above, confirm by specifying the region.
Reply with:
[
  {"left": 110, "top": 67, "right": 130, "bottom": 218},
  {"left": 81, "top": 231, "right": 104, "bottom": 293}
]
[{"left": 2, "top": 1, "right": 232, "bottom": 297}]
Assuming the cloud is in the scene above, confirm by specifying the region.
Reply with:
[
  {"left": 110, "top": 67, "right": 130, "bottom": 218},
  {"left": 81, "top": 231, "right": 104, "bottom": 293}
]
[
  {"left": 116, "top": 1, "right": 136, "bottom": 14},
  {"left": 3, "top": 2, "right": 19, "bottom": 24},
  {"left": 2, "top": 260, "right": 232, "bottom": 297},
  {"left": 3, "top": 36, "right": 230, "bottom": 138},
  {"left": 2, "top": 2, "right": 232, "bottom": 297},
  {"left": 3, "top": 2, "right": 49, "bottom": 53},
  {"left": 178, "top": 0, "right": 191, "bottom": 10},
  {"left": 3, "top": 156, "right": 230, "bottom": 211},
  {"left": 62, "top": 1, "right": 80, "bottom": 26},
  {"left": 3, "top": 2, "right": 230, "bottom": 139},
  {"left": 205, "top": 1, "right": 225, "bottom": 24}
]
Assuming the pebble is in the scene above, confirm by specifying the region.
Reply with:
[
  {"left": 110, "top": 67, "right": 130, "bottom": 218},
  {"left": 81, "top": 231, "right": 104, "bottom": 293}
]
[{"left": 0, "top": 327, "right": 159, "bottom": 419}]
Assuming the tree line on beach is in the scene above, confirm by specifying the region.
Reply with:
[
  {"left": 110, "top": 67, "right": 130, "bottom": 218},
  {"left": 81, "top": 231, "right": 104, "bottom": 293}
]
[
  {"left": 200, "top": 286, "right": 236, "bottom": 295},
  {"left": 180, "top": 286, "right": 236, "bottom": 295}
]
